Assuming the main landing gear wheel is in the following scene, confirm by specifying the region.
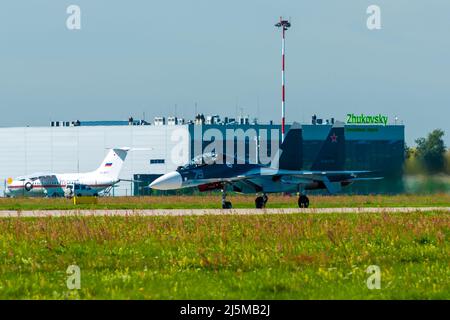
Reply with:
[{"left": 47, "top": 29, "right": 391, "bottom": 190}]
[
  {"left": 255, "top": 194, "right": 268, "bottom": 209},
  {"left": 298, "top": 195, "right": 309, "bottom": 208},
  {"left": 222, "top": 201, "right": 232, "bottom": 209},
  {"left": 221, "top": 187, "right": 232, "bottom": 209}
]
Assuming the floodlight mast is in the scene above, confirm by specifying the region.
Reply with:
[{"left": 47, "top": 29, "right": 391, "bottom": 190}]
[{"left": 275, "top": 17, "right": 291, "bottom": 142}]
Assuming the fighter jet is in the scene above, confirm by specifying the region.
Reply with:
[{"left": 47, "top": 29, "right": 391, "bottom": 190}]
[{"left": 150, "top": 123, "right": 382, "bottom": 208}]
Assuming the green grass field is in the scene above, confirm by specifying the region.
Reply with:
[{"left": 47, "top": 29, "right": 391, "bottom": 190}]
[
  {"left": 0, "top": 193, "right": 449, "bottom": 210},
  {"left": 0, "top": 210, "right": 448, "bottom": 299}
]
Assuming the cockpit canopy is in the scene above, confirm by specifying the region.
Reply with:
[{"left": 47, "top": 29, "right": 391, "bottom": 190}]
[{"left": 177, "top": 152, "right": 222, "bottom": 171}]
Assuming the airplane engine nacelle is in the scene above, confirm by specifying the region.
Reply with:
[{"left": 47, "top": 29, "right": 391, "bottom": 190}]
[
  {"left": 198, "top": 182, "right": 223, "bottom": 192},
  {"left": 304, "top": 182, "right": 323, "bottom": 190},
  {"left": 24, "top": 181, "right": 33, "bottom": 192}
]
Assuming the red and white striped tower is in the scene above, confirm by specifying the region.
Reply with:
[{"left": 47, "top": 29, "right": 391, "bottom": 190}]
[{"left": 275, "top": 17, "right": 291, "bottom": 142}]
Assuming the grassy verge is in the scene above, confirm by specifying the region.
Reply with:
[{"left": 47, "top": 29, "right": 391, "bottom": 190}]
[
  {"left": 0, "top": 211, "right": 448, "bottom": 299},
  {"left": 0, "top": 194, "right": 449, "bottom": 211}
]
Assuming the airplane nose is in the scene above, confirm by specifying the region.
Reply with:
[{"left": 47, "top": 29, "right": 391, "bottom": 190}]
[{"left": 149, "top": 171, "right": 182, "bottom": 190}]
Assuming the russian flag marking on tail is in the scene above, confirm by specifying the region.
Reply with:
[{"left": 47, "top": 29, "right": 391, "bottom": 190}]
[{"left": 105, "top": 163, "right": 113, "bottom": 167}]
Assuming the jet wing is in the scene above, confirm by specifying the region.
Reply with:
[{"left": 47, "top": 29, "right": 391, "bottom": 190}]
[
  {"left": 281, "top": 170, "right": 383, "bottom": 184},
  {"left": 221, "top": 168, "right": 382, "bottom": 194},
  {"left": 227, "top": 168, "right": 375, "bottom": 179},
  {"left": 282, "top": 171, "right": 383, "bottom": 194}
]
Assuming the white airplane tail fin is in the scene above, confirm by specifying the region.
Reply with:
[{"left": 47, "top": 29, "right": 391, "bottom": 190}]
[{"left": 94, "top": 148, "right": 130, "bottom": 180}]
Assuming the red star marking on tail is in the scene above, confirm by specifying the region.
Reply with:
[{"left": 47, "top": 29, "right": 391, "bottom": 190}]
[{"left": 330, "top": 133, "right": 338, "bottom": 143}]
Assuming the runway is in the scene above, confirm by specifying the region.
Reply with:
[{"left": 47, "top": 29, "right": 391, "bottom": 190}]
[{"left": 0, "top": 207, "right": 448, "bottom": 218}]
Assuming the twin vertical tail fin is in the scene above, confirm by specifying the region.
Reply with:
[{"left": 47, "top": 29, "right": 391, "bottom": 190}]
[
  {"left": 95, "top": 148, "right": 130, "bottom": 180},
  {"left": 271, "top": 122, "right": 303, "bottom": 171},
  {"left": 270, "top": 122, "right": 345, "bottom": 172},
  {"left": 310, "top": 123, "right": 345, "bottom": 171}
]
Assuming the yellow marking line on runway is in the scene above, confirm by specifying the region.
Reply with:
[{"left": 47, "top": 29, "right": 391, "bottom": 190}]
[{"left": 0, "top": 207, "right": 448, "bottom": 217}]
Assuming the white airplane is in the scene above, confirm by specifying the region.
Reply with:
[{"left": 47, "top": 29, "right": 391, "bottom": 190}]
[{"left": 5, "top": 148, "right": 130, "bottom": 197}]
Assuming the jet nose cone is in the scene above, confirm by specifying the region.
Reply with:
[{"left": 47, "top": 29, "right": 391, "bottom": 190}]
[{"left": 150, "top": 171, "right": 182, "bottom": 190}]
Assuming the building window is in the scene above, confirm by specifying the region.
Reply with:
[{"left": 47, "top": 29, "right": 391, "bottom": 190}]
[{"left": 150, "top": 159, "right": 165, "bottom": 164}]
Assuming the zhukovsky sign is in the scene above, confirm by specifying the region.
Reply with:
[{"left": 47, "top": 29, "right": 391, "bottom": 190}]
[{"left": 346, "top": 113, "right": 388, "bottom": 126}]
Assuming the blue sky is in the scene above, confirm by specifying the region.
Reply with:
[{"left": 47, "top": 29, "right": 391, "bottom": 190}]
[{"left": 0, "top": 0, "right": 449, "bottom": 146}]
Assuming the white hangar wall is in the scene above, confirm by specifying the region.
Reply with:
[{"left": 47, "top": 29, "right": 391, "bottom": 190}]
[{"left": 0, "top": 125, "right": 190, "bottom": 196}]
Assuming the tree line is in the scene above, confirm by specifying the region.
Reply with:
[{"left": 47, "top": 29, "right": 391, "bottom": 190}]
[{"left": 405, "top": 129, "right": 449, "bottom": 175}]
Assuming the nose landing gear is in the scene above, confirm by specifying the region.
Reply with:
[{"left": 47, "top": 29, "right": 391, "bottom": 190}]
[
  {"left": 298, "top": 194, "right": 310, "bottom": 208},
  {"left": 255, "top": 194, "right": 268, "bottom": 209},
  {"left": 221, "top": 187, "right": 232, "bottom": 209}
]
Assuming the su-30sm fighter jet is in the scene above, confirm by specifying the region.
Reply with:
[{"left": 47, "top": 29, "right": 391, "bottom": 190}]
[
  {"left": 150, "top": 123, "right": 382, "bottom": 208},
  {"left": 5, "top": 148, "right": 130, "bottom": 197}
]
